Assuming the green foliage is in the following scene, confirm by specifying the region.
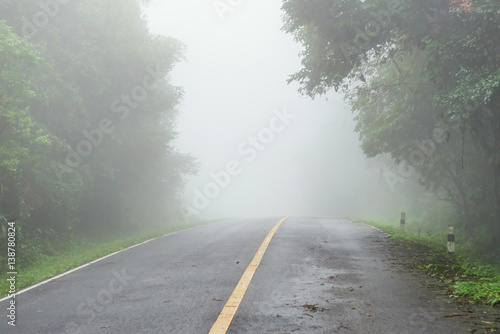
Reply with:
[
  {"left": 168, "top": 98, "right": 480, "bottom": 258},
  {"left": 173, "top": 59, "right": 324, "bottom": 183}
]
[
  {"left": 0, "top": 20, "right": 58, "bottom": 223},
  {"left": 282, "top": 0, "right": 500, "bottom": 251},
  {"left": 0, "top": 1, "right": 196, "bottom": 253},
  {"left": 453, "top": 276, "right": 500, "bottom": 307}
]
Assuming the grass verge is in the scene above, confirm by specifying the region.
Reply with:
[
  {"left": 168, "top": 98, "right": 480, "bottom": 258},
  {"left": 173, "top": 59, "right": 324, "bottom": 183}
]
[
  {"left": 0, "top": 221, "right": 209, "bottom": 299},
  {"left": 359, "top": 220, "right": 500, "bottom": 308}
]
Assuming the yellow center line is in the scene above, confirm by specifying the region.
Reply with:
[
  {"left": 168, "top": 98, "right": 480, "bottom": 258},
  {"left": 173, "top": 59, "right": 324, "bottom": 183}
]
[{"left": 208, "top": 216, "right": 289, "bottom": 334}]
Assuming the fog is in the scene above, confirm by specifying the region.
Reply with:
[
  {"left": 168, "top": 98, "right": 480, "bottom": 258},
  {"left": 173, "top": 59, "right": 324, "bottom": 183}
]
[{"left": 144, "top": 0, "right": 381, "bottom": 220}]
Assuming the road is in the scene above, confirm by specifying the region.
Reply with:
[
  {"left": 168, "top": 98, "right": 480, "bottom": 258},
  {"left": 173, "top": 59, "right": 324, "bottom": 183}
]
[{"left": 0, "top": 217, "right": 475, "bottom": 333}]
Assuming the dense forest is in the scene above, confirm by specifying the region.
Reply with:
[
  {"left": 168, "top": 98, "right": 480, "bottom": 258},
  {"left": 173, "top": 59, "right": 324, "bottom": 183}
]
[
  {"left": 282, "top": 0, "right": 500, "bottom": 253},
  {"left": 0, "top": 0, "right": 195, "bottom": 251}
]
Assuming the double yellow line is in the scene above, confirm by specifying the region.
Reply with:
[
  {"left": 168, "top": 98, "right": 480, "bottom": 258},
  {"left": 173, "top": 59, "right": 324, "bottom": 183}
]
[{"left": 208, "top": 216, "right": 289, "bottom": 334}]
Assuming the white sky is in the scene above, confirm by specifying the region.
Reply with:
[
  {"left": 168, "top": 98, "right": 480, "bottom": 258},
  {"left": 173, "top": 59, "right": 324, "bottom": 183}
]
[{"left": 144, "top": 0, "right": 373, "bottom": 219}]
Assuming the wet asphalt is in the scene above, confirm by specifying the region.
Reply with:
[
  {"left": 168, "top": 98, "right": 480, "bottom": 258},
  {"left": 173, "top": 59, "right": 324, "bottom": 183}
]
[{"left": 0, "top": 217, "right": 473, "bottom": 333}]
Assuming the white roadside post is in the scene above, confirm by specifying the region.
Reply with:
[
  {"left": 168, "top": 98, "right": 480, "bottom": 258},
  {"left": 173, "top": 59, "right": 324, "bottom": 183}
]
[
  {"left": 400, "top": 212, "right": 406, "bottom": 230},
  {"left": 447, "top": 226, "right": 455, "bottom": 253}
]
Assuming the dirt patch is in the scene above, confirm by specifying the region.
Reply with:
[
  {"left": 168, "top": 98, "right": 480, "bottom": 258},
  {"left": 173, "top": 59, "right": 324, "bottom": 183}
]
[
  {"left": 383, "top": 235, "right": 500, "bottom": 333},
  {"left": 300, "top": 304, "right": 328, "bottom": 313}
]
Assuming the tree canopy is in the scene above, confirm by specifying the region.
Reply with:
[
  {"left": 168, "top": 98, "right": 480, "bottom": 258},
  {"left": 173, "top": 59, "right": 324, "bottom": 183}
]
[
  {"left": 282, "top": 0, "right": 500, "bottom": 248},
  {"left": 0, "top": 0, "right": 195, "bottom": 247}
]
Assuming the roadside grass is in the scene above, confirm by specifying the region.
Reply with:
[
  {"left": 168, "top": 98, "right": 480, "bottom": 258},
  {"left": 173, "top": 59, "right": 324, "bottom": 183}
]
[
  {"left": 359, "top": 220, "right": 500, "bottom": 308},
  {"left": 0, "top": 221, "right": 209, "bottom": 299}
]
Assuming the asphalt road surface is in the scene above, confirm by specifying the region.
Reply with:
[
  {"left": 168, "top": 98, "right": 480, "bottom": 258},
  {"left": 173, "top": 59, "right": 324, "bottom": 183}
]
[{"left": 0, "top": 217, "right": 476, "bottom": 333}]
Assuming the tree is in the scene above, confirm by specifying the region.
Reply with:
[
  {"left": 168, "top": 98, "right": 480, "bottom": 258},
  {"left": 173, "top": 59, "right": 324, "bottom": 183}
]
[
  {"left": 282, "top": 0, "right": 500, "bottom": 246},
  {"left": 0, "top": 0, "right": 196, "bottom": 244},
  {"left": 0, "top": 21, "right": 51, "bottom": 221}
]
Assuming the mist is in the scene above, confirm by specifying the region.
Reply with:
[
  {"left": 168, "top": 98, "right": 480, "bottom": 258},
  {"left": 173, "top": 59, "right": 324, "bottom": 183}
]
[
  {"left": 2, "top": 2, "right": 500, "bottom": 332},
  {"left": 144, "top": 0, "right": 381, "bottom": 220}
]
